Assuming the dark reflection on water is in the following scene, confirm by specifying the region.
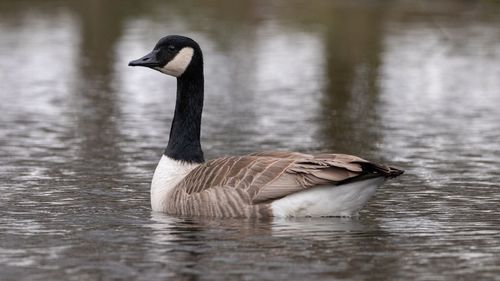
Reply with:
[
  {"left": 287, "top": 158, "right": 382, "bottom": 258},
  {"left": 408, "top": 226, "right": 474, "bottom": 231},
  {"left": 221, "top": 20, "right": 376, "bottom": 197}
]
[{"left": 1, "top": 0, "right": 500, "bottom": 280}]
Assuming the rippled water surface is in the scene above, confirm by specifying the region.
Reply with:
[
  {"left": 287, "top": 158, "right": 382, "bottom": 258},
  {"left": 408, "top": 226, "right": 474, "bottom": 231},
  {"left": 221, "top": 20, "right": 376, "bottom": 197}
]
[{"left": 1, "top": 0, "right": 500, "bottom": 280}]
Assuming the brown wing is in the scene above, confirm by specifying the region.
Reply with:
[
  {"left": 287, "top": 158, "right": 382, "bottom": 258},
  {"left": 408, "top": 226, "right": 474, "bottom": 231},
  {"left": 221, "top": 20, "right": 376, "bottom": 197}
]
[
  {"left": 175, "top": 151, "right": 403, "bottom": 205},
  {"left": 179, "top": 156, "right": 295, "bottom": 195}
]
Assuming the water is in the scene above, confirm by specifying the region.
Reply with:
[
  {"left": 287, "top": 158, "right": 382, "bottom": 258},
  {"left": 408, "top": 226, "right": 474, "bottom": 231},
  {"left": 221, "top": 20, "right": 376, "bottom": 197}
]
[{"left": 1, "top": 0, "right": 500, "bottom": 280}]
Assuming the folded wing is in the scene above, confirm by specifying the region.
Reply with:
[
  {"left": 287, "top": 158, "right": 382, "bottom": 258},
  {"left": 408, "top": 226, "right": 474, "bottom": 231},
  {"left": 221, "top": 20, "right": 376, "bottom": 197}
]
[{"left": 175, "top": 151, "right": 403, "bottom": 205}]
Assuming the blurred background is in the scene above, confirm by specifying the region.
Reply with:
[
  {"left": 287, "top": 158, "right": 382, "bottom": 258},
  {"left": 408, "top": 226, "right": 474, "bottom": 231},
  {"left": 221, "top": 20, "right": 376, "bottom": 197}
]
[{"left": 1, "top": 0, "right": 500, "bottom": 280}]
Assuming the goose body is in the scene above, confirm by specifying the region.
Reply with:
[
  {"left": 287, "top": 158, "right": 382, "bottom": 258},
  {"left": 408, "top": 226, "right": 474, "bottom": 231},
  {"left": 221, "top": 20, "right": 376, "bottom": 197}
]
[{"left": 129, "top": 35, "right": 403, "bottom": 218}]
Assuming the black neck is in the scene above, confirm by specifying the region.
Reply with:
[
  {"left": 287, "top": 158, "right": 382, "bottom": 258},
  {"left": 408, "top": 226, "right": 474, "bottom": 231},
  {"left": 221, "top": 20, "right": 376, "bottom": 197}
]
[{"left": 164, "top": 72, "right": 204, "bottom": 163}]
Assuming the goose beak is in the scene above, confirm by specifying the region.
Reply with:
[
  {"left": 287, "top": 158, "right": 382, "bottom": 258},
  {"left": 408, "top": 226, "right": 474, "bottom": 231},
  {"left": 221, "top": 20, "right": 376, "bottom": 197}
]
[{"left": 128, "top": 51, "right": 160, "bottom": 67}]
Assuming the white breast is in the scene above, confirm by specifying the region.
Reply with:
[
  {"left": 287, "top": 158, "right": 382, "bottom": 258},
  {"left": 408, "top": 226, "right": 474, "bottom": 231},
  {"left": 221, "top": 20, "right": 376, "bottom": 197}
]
[{"left": 151, "top": 155, "right": 199, "bottom": 212}]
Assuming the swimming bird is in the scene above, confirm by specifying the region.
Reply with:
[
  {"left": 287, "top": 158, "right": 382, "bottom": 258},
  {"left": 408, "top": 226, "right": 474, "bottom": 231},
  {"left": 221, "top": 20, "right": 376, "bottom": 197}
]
[{"left": 129, "top": 35, "right": 403, "bottom": 218}]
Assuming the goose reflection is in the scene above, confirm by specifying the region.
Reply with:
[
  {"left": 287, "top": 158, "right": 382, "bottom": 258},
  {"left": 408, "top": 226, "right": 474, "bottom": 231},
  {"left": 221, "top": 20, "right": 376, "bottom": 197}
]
[{"left": 146, "top": 213, "right": 395, "bottom": 280}]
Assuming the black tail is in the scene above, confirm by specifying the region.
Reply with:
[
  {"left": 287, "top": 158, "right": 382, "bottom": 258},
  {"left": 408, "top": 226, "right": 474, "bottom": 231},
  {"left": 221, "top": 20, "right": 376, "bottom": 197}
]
[{"left": 357, "top": 161, "right": 404, "bottom": 179}]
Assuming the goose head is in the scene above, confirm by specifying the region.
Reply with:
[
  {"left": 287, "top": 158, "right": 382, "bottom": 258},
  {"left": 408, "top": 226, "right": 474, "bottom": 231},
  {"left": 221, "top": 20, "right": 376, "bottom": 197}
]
[{"left": 128, "top": 35, "right": 202, "bottom": 78}]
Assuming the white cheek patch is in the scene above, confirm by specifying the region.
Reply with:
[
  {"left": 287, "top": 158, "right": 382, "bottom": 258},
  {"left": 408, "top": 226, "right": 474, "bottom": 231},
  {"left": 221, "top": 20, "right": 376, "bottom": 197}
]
[{"left": 159, "top": 47, "right": 194, "bottom": 77}]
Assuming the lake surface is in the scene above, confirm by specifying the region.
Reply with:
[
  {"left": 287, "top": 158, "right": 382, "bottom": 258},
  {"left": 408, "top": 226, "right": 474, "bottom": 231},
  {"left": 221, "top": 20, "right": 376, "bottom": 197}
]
[{"left": 1, "top": 0, "right": 500, "bottom": 280}]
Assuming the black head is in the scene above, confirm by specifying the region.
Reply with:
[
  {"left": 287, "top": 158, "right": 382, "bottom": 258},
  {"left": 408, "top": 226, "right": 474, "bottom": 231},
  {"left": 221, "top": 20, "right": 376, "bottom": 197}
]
[{"left": 128, "top": 35, "right": 203, "bottom": 78}]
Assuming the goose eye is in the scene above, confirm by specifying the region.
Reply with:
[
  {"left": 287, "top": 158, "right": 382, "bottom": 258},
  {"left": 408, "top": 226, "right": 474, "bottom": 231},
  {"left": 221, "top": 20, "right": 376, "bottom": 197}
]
[{"left": 167, "top": 45, "right": 176, "bottom": 52}]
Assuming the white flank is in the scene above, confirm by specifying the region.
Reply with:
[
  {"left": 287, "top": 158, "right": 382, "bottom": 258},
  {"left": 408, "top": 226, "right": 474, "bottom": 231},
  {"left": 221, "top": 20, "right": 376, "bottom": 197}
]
[
  {"left": 158, "top": 47, "right": 194, "bottom": 77},
  {"left": 151, "top": 155, "right": 199, "bottom": 212},
  {"left": 271, "top": 177, "right": 386, "bottom": 217}
]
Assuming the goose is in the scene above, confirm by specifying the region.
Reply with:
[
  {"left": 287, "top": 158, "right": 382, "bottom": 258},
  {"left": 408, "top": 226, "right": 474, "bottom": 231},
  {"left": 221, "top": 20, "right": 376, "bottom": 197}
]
[{"left": 129, "top": 35, "right": 403, "bottom": 218}]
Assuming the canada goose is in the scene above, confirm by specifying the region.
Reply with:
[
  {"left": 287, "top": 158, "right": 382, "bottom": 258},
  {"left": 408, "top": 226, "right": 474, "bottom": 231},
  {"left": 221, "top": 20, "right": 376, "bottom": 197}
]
[{"left": 129, "top": 35, "right": 403, "bottom": 218}]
